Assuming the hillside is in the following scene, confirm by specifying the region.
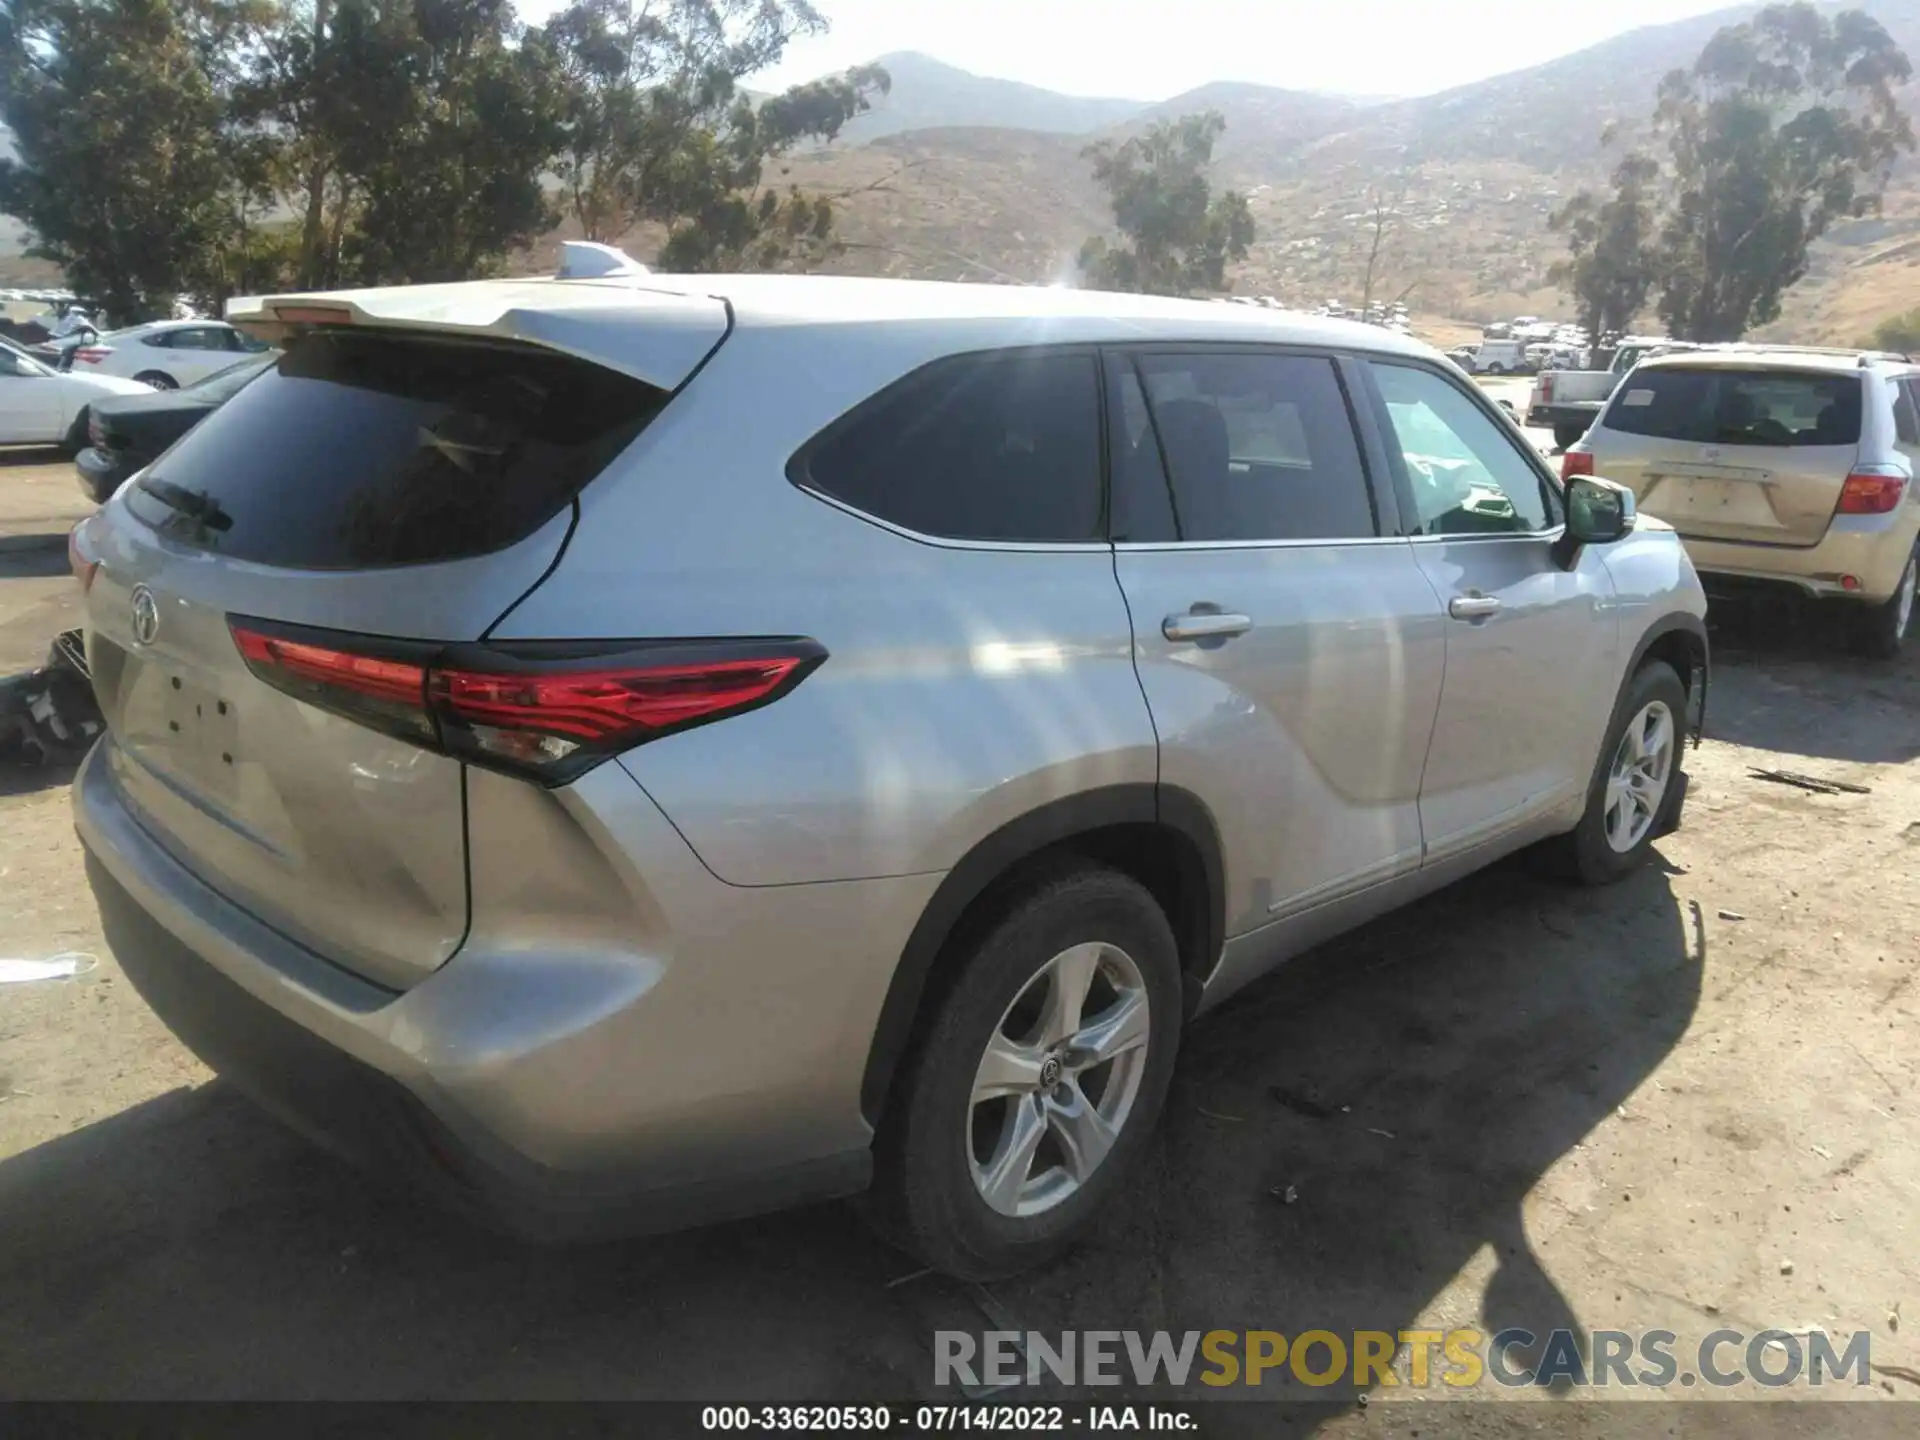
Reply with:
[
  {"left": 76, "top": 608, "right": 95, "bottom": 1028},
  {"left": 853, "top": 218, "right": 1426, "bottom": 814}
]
[{"left": 838, "top": 53, "right": 1148, "bottom": 142}]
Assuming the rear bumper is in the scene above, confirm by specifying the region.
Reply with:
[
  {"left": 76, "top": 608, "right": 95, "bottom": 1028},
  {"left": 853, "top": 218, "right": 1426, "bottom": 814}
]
[
  {"left": 1683, "top": 512, "right": 1920, "bottom": 605},
  {"left": 74, "top": 742, "right": 938, "bottom": 1239},
  {"left": 73, "top": 447, "right": 127, "bottom": 504}
]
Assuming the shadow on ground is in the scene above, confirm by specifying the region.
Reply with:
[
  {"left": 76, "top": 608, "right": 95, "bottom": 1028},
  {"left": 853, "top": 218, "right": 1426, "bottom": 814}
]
[
  {"left": 1703, "top": 593, "right": 1920, "bottom": 765},
  {"left": 0, "top": 851, "right": 1696, "bottom": 1414}
]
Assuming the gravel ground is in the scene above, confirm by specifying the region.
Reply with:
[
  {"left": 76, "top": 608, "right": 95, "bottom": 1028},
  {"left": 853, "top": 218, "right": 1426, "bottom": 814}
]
[{"left": 0, "top": 446, "right": 1914, "bottom": 1432}]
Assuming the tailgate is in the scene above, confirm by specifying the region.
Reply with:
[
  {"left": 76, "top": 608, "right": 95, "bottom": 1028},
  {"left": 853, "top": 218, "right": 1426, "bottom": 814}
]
[
  {"left": 79, "top": 302, "right": 724, "bottom": 989},
  {"left": 1593, "top": 366, "right": 1862, "bottom": 547}
]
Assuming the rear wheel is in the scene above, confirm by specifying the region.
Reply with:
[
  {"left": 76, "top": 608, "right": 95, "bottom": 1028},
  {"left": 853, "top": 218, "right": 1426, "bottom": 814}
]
[
  {"left": 1853, "top": 543, "right": 1917, "bottom": 660},
  {"left": 134, "top": 371, "right": 177, "bottom": 391},
  {"left": 1485, "top": 362, "right": 1507, "bottom": 375},
  {"left": 1548, "top": 660, "right": 1688, "bottom": 885},
  {"left": 872, "top": 863, "right": 1182, "bottom": 1279}
]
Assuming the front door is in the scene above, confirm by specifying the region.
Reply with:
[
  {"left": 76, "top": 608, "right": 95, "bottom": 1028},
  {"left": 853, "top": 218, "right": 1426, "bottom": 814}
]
[
  {"left": 0, "top": 345, "right": 61, "bottom": 443},
  {"left": 1361, "top": 359, "right": 1621, "bottom": 860},
  {"left": 1107, "top": 347, "right": 1448, "bottom": 941}
]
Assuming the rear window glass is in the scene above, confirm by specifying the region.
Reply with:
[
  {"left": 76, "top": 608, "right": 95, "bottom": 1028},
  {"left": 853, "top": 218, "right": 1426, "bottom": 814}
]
[
  {"left": 1603, "top": 368, "right": 1861, "bottom": 447},
  {"left": 797, "top": 351, "right": 1102, "bottom": 543},
  {"left": 125, "top": 332, "right": 664, "bottom": 568}
]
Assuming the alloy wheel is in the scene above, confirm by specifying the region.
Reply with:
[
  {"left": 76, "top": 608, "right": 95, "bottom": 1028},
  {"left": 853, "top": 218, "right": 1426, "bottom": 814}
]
[
  {"left": 967, "top": 941, "right": 1151, "bottom": 1218},
  {"left": 1603, "top": 699, "right": 1676, "bottom": 854}
]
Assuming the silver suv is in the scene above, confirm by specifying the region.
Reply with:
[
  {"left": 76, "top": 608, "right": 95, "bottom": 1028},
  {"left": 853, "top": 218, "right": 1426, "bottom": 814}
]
[
  {"left": 1567, "top": 348, "right": 1920, "bottom": 657},
  {"left": 71, "top": 268, "right": 1709, "bottom": 1279}
]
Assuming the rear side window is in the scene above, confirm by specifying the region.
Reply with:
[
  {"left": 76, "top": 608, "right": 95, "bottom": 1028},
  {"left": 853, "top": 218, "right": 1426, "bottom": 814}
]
[
  {"left": 1895, "top": 379, "right": 1920, "bottom": 446},
  {"left": 1603, "top": 368, "right": 1862, "bottom": 447},
  {"left": 1132, "top": 351, "right": 1376, "bottom": 541},
  {"left": 125, "top": 331, "right": 664, "bottom": 569},
  {"left": 798, "top": 351, "right": 1102, "bottom": 542}
]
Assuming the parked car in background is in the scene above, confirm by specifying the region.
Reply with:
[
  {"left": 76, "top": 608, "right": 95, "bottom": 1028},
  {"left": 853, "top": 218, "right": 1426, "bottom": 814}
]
[
  {"left": 74, "top": 353, "right": 275, "bottom": 502},
  {"left": 1529, "top": 339, "right": 1696, "bottom": 450},
  {"left": 72, "top": 262, "right": 1708, "bottom": 1279},
  {"left": 0, "top": 337, "right": 152, "bottom": 450},
  {"left": 1465, "top": 338, "right": 1529, "bottom": 374},
  {"left": 1567, "top": 347, "right": 1920, "bottom": 657},
  {"left": 63, "top": 319, "right": 273, "bottom": 390}
]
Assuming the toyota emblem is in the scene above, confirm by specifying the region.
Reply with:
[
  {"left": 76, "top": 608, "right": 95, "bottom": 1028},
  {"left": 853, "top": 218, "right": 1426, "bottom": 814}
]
[{"left": 129, "top": 584, "right": 160, "bottom": 647}]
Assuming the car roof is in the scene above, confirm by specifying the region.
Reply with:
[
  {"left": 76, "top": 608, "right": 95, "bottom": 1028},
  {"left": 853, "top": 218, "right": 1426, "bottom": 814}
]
[
  {"left": 232, "top": 272, "right": 1437, "bottom": 362},
  {"left": 1630, "top": 349, "right": 1877, "bottom": 376}
]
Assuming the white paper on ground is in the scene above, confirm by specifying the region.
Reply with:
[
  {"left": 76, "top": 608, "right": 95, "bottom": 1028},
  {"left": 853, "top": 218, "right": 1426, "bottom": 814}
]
[{"left": 0, "top": 953, "right": 99, "bottom": 984}]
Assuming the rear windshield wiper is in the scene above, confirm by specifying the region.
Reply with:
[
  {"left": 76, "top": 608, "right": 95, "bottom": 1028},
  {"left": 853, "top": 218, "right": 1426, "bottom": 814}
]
[{"left": 139, "top": 477, "right": 234, "bottom": 532}]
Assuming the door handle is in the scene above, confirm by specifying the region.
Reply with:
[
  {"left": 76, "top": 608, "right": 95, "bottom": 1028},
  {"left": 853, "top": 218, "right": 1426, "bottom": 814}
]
[
  {"left": 1448, "top": 594, "right": 1502, "bottom": 620},
  {"left": 1163, "top": 611, "right": 1253, "bottom": 642}
]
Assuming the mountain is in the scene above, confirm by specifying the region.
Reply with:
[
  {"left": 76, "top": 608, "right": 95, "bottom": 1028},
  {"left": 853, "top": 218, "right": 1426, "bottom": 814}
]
[
  {"left": 774, "top": 0, "right": 1920, "bottom": 341},
  {"left": 839, "top": 52, "right": 1149, "bottom": 142}
]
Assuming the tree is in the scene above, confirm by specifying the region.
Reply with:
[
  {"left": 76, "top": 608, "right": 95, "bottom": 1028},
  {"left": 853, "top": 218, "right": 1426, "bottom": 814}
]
[
  {"left": 1077, "top": 111, "right": 1255, "bottom": 296},
  {"left": 1867, "top": 306, "right": 1920, "bottom": 352},
  {"left": 1651, "top": 3, "right": 1913, "bottom": 341},
  {"left": 1356, "top": 177, "right": 1409, "bottom": 316},
  {"left": 1548, "top": 148, "right": 1660, "bottom": 342},
  {"left": 0, "top": 0, "right": 275, "bottom": 318},
  {"left": 534, "top": 0, "right": 887, "bottom": 270},
  {"left": 252, "top": 0, "right": 566, "bottom": 289}
]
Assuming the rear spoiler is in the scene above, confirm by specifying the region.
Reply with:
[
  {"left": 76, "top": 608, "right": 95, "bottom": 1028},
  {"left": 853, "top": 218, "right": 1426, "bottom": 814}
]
[{"left": 224, "top": 272, "right": 730, "bottom": 392}]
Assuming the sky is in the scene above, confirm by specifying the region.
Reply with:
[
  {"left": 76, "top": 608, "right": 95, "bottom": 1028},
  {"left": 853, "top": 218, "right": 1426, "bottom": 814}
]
[{"left": 515, "top": 0, "right": 1744, "bottom": 102}]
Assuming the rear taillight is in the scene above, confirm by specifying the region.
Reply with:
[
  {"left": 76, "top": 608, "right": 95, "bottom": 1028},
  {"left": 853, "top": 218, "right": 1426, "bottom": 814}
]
[
  {"left": 1539, "top": 375, "right": 1554, "bottom": 403},
  {"left": 229, "top": 619, "right": 825, "bottom": 785},
  {"left": 1561, "top": 450, "right": 1595, "bottom": 481},
  {"left": 68, "top": 523, "right": 99, "bottom": 591},
  {"left": 71, "top": 346, "right": 111, "bottom": 365},
  {"left": 1836, "top": 471, "right": 1907, "bottom": 515},
  {"left": 86, "top": 411, "right": 109, "bottom": 449}
]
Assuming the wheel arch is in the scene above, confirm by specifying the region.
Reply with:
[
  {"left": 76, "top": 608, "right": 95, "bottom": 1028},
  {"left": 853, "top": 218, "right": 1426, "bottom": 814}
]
[
  {"left": 858, "top": 784, "right": 1224, "bottom": 1128},
  {"left": 1628, "top": 611, "right": 1709, "bottom": 743}
]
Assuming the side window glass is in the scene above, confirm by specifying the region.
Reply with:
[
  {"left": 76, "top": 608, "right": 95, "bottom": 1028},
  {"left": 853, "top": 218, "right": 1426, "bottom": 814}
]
[
  {"left": 1106, "top": 357, "right": 1176, "bottom": 542},
  {"left": 800, "top": 352, "right": 1103, "bottom": 543},
  {"left": 143, "top": 331, "right": 173, "bottom": 349},
  {"left": 1371, "top": 362, "right": 1557, "bottom": 535},
  {"left": 1895, "top": 380, "right": 1920, "bottom": 446},
  {"left": 0, "top": 348, "right": 25, "bottom": 377},
  {"left": 1133, "top": 352, "right": 1376, "bottom": 541}
]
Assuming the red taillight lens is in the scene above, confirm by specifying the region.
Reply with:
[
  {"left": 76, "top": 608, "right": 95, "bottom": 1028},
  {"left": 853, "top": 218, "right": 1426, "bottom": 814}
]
[
  {"left": 1560, "top": 450, "right": 1595, "bottom": 481},
  {"left": 87, "top": 411, "right": 108, "bottom": 449},
  {"left": 231, "top": 624, "right": 435, "bottom": 744},
  {"left": 72, "top": 347, "right": 110, "bottom": 364},
  {"left": 1836, "top": 471, "right": 1906, "bottom": 515},
  {"left": 1539, "top": 376, "right": 1554, "bottom": 403},
  {"left": 229, "top": 620, "right": 824, "bottom": 785},
  {"left": 68, "top": 523, "right": 99, "bottom": 591}
]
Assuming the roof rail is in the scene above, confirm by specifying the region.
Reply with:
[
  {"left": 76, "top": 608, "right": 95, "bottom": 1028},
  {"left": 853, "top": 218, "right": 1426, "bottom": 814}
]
[{"left": 556, "top": 241, "right": 649, "bottom": 280}]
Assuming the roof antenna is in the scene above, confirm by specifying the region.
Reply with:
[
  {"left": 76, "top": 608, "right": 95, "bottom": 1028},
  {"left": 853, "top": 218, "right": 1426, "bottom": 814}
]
[{"left": 556, "top": 241, "right": 649, "bottom": 280}]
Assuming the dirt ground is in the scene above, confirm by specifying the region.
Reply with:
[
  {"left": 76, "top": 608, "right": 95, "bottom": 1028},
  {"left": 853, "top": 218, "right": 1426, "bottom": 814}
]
[{"left": 0, "top": 446, "right": 1915, "bottom": 1431}]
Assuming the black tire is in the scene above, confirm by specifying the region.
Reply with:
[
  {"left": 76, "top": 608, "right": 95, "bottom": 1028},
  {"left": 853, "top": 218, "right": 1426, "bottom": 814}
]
[
  {"left": 134, "top": 371, "right": 177, "bottom": 391},
  {"left": 1852, "top": 542, "right": 1917, "bottom": 660},
  {"left": 1553, "top": 421, "right": 1587, "bottom": 450},
  {"left": 60, "top": 407, "right": 88, "bottom": 458},
  {"left": 1485, "top": 362, "right": 1507, "bottom": 375},
  {"left": 1547, "top": 659, "right": 1689, "bottom": 885},
  {"left": 871, "top": 862, "right": 1182, "bottom": 1280}
]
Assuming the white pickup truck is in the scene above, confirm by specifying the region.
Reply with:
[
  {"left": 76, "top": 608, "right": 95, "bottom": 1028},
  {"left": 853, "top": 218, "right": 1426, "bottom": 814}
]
[{"left": 1527, "top": 339, "right": 1693, "bottom": 448}]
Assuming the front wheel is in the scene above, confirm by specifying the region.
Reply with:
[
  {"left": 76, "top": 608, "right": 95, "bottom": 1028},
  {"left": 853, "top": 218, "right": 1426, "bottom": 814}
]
[
  {"left": 872, "top": 863, "right": 1182, "bottom": 1279},
  {"left": 1485, "top": 362, "right": 1507, "bottom": 375},
  {"left": 1853, "top": 543, "right": 1917, "bottom": 660},
  {"left": 1548, "top": 660, "right": 1688, "bottom": 885},
  {"left": 134, "top": 371, "right": 177, "bottom": 391}
]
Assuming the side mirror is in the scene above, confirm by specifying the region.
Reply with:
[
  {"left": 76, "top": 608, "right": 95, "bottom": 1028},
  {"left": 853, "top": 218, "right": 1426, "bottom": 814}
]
[{"left": 1554, "top": 474, "right": 1635, "bottom": 569}]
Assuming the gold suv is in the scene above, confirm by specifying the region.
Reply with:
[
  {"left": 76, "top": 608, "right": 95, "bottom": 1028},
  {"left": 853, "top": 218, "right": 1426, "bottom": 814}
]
[{"left": 1566, "top": 348, "right": 1920, "bottom": 657}]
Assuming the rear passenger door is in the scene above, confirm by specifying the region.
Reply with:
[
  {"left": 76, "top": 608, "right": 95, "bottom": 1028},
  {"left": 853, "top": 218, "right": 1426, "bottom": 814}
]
[
  {"left": 1108, "top": 347, "right": 1448, "bottom": 941},
  {"left": 1361, "top": 359, "right": 1619, "bottom": 859}
]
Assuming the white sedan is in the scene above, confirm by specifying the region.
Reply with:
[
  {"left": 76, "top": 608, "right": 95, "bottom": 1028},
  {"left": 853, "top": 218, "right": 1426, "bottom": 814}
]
[
  {"left": 67, "top": 319, "right": 274, "bottom": 390},
  {"left": 0, "top": 339, "right": 151, "bottom": 450}
]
